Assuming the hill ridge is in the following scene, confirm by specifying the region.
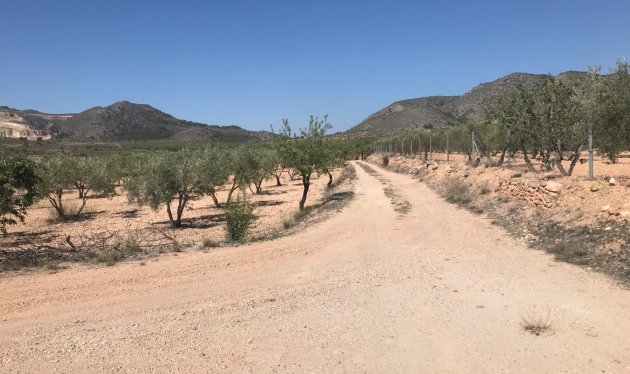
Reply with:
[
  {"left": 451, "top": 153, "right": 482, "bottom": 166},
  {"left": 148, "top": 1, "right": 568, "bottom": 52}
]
[
  {"left": 1, "top": 101, "right": 270, "bottom": 143},
  {"left": 348, "top": 71, "right": 588, "bottom": 136}
]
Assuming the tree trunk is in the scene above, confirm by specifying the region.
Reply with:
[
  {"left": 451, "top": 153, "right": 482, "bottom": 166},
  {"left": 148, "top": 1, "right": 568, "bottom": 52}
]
[
  {"left": 46, "top": 193, "right": 65, "bottom": 219},
  {"left": 275, "top": 174, "right": 282, "bottom": 186},
  {"left": 566, "top": 145, "right": 583, "bottom": 176},
  {"left": 299, "top": 174, "right": 310, "bottom": 211},
  {"left": 76, "top": 183, "right": 86, "bottom": 199},
  {"left": 166, "top": 201, "right": 175, "bottom": 227},
  {"left": 226, "top": 179, "right": 238, "bottom": 205},
  {"left": 542, "top": 151, "right": 553, "bottom": 172},
  {"left": 175, "top": 193, "right": 187, "bottom": 228},
  {"left": 209, "top": 191, "right": 221, "bottom": 208},
  {"left": 76, "top": 194, "right": 88, "bottom": 216},
  {"left": 497, "top": 145, "right": 507, "bottom": 166},
  {"left": 327, "top": 172, "right": 333, "bottom": 188},
  {"left": 523, "top": 149, "right": 535, "bottom": 172},
  {"left": 555, "top": 151, "right": 568, "bottom": 176}
]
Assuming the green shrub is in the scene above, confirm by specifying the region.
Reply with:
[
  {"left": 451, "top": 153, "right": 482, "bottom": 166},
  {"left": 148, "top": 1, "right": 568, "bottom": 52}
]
[
  {"left": 224, "top": 193, "right": 256, "bottom": 241},
  {"left": 445, "top": 179, "right": 472, "bottom": 205}
]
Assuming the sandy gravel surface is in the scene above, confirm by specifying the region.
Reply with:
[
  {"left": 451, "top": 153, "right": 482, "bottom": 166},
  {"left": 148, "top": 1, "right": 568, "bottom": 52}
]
[
  {"left": 1, "top": 170, "right": 341, "bottom": 259},
  {"left": 1, "top": 161, "right": 629, "bottom": 373}
]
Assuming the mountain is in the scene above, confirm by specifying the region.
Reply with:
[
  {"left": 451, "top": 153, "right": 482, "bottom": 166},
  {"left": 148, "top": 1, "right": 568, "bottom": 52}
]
[
  {"left": 0, "top": 101, "right": 270, "bottom": 142},
  {"left": 347, "top": 71, "right": 589, "bottom": 136}
]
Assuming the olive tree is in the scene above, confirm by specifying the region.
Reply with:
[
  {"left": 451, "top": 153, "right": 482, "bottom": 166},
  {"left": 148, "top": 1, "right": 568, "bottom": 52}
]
[
  {"left": 320, "top": 138, "right": 347, "bottom": 188},
  {"left": 274, "top": 115, "right": 333, "bottom": 210},
  {"left": 124, "top": 149, "right": 209, "bottom": 228},
  {"left": 199, "top": 146, "right": 231, "bottom": 208},
  {"left": 38, "top": 155, "right": 116, "bottom": 218},
  {"left": 492, "top": 77, "right": 585, "bottom": 175},
  {"left": 248, "top": 147, "right": 278, "bottom": 194},
  {"left": 585, "top": 60, "right": 630, "bottom": 162},
  {"left": 0, "top": 156, "right": 39, "bottom": 234}
]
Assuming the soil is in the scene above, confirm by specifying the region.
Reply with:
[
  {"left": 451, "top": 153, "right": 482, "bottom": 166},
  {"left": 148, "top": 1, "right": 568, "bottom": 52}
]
[
  {"left": 373, "top": 154, "right": 630, "bottom": 283},
  {"left": 1, "top": 161, "right": 629, "bottom": 373},
  {"left": 0, "top": 169, "right": 345, "bottom": 271}
]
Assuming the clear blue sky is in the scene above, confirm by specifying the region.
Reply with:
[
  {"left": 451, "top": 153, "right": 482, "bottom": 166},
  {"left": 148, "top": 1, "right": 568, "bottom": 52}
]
[{"left": 2, "top": 0, "right": 629, "bottom": 132}]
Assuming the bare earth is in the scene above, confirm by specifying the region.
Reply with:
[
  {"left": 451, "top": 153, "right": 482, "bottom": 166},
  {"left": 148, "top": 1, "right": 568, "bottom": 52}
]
[{"left": 1, "top": 161, "right": 629, "bottom": 373}]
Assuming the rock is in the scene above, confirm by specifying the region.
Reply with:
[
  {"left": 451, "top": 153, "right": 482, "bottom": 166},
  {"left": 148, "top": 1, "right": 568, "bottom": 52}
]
[
  {"left": 544, "top": 181, "right": 563, "bottom": 193},
  {"left": 621, "top": 211, "right": 630, "bottom": 219},
  {"left": 510, "top": 172, "right": 522, "bottom": 179},
  {"left": 609, "top": 178, "right": 617, "bottom": 186},
  {"left": 431, "top": 164, "right": 439, "bottom": 171},
  {"left": 542, "top": 172, "right": 558, "bottom": 180},
  {"left": 601, "top": 205, "right": 611, "bottom": 212},
  {"left": 590, "top": 182, "right": 604, "bottom": 192}
]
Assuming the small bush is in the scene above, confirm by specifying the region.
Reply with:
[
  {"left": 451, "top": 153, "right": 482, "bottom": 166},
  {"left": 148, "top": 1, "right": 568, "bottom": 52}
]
[
  {"left": 282, "top": 218, "right": 295, "bottom": 230},
  {"left": 170, "top": 241, "right": 182, "bottom": 252},
  {"left": 282, "top": 207, "right": 313, "bottom": 231},
  {"left": 96, "top": 250, "right": 123, "bottom": 266},
  {"left": 521, "top": 309, "right": 552, "bottom": 336},
  {"left": 224, "top": 193, "right": 256, "bottom": 242},
  {"left": 497, "top": 194, "right": 510, "bottom": 203},
  {"left": 479, "top": 182, "right": 491, "bottom": 195},
  {"left": 203, "top": 238, "right": 220, "bottom": 248},
  {"left": 382, "top": 155, "right": 389, "bottom": 167},
  {"left": 445, "top": 179, "right": 472, "bottom": 205}
]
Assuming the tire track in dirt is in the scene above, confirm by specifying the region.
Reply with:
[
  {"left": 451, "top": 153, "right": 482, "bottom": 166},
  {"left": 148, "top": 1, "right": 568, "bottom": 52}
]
[{"left": 357, "top": 162, "right": 411, "bottom": 215}]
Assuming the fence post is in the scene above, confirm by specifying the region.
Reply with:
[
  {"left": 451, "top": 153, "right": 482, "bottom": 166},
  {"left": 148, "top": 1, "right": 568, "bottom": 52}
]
[
  {"left": 446, "top": 133, "right": 450, "bottom": 162},
  {"left": 588, "top": 124, "right": 594, "bottom": 181},
  {"left": 507, "top": 124, "right": 512, "bottom": 167}
]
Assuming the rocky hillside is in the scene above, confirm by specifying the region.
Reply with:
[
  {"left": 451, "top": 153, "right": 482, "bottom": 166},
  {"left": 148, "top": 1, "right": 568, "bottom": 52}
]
[
  {"left": 1, "top": 102, "right": 270, "bottom": 142},
  {"left": 0, "top": 109, "right": 55, "bottom": 140},
  {"left": 348, "top": 71, "right": 588, "bottom": 136}
]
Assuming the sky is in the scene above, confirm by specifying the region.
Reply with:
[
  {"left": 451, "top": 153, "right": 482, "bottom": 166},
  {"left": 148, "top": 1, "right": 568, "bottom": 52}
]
[{"left": 1, "top": 0, "right": 629, "bottom": 132}]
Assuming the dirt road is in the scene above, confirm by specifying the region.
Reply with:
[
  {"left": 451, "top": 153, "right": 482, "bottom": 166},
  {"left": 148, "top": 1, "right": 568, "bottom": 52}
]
[{"left": 1, "top": 161, "right": 629, "bottom": 373}]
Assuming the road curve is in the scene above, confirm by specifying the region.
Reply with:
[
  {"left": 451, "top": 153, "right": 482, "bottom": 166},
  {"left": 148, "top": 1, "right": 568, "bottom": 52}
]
[{"left": 1, "top": 161, "right": 629, "bottom": 373}]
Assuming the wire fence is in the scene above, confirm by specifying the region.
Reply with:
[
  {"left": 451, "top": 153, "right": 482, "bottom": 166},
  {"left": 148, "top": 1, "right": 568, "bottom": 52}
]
[{"left": 372, "top": 128, "right": 630, "bottom": 183}]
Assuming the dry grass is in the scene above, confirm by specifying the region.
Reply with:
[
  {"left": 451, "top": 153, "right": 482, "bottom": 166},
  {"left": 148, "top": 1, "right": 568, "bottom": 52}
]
[
  {"left": 521, "top": 309, "right": 552, "bottom": 336},
  {"left": 445, "top": 178, "right": 472, "bottom": 205}
]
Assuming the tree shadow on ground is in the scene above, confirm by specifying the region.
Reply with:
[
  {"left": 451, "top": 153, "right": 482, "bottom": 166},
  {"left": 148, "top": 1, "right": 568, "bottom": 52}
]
[
  {"left": 115, "top": 209, "right": 140, "bottom": 219},
  {"left": 255, "top": 200, "right": 284, "bottom": 207},
  {"left": 45, "top": 211, "right": 105, "bottom": 224},
  {"left": 153, "top": 213, "right": 226, "bottom": 230},
  {"left": 0, "top": 232, "right": 76, "bottom": 271}
]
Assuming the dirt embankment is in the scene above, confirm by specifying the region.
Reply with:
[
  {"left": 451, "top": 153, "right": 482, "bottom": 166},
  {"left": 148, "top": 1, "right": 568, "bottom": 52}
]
[{"left": 367, "top": 154, "right": 630, "bottom": 283}]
